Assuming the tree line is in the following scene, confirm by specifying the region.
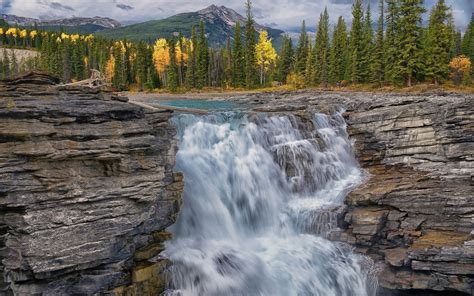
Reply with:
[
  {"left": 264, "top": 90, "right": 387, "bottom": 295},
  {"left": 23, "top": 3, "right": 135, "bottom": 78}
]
[{"left": 0, "top": 0, "right": 473, "bottom": 90}]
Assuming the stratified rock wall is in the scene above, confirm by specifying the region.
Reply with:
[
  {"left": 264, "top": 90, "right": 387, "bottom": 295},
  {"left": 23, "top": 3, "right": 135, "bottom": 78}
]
[
  {"left": 231, "top": 90, "right": 473, "bottom": 295},
  {"left": 0, "top": 74, "right": 182, "bottom": 295}
]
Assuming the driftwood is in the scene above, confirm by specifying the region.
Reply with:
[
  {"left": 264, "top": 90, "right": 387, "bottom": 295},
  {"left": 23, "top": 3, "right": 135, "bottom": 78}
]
[{"left": 58, "top": 69, "right": 109, "bottom": 88}]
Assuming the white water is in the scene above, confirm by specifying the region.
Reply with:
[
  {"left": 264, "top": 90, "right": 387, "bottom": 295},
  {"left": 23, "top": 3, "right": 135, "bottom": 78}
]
[{"left": 163, "top": 112, "right": 374, "bottom": 296}]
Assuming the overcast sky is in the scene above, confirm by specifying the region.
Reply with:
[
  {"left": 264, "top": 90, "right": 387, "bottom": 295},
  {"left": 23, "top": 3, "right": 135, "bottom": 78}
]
[{"left": 1, "top": 0, "right": 472, "bottom": 31}]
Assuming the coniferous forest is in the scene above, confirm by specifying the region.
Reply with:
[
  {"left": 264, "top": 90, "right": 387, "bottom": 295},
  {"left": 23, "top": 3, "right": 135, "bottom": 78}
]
[{"left": 0, "top": 0, "right": 473, "bottom": 91}]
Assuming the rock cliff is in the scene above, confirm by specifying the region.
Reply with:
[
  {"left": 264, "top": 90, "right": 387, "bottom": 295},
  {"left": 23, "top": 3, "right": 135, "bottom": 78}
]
[{"left": 0, "top": 73, "right": 182, "bottom": 295}]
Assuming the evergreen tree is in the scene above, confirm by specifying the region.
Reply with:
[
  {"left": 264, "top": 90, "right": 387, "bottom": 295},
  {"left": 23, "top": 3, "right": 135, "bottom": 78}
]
[
  {"left": 277, "top": 35, "right": 293, "bottom": 83},
  {"left": 196, "top": 21, "right": 209, "bottom": 88},
  {"left": 244, "top": 0, "right": 258, "bottom": 88},
  {"left": 2, "top": 49, "right": 10, "bottom": 78},
  {"left": 396, "top": 0, "right": 425, "bottom": 87},
  {"left": 461, "top": 14, "right": 474, "bottom": 66},
  {"left": 168, "top": 39, "right": 179, "bottom": 92},
  {"left": 349, "top": 0, "right": 364, "bottom": 83},
  {"left": 62, "top": 39, "right": 72, "bottom": 82},
  {"left": 452, "top": 31, "right": 462, "bottom": 58},
  {"left": 313, "top": 8, "right": 330, "bottom": 86},
  {"left": 425, "top": 0, "right": 454, "bottom": 85},
  {"left": 112, "top": 43, "right": 127, "bottom": 90},
  {"left": 385, "top": 0, "right": 400, "bottom": 84},
  {"left": 305, "top": 38, "right": 314, "bottom": 85},
  {"left": 360, "top": 4, "right": 374, "bottom": 82},
  {"left": 186, "top": 26, "right": 197, "bottom": 88},
  {"left": 135, "top": 42, "right": 148, "bottom": 90},
  {"left": 295, "top": 21, "right": 309, "bottom": 75},
  {"left": 329, "top": 17, "right": 348, "bottom": 84},
  {"left": 232, "top": 22, "right": 245, "bottom": 87},
  {"left": 224, "top": 35, "right": 232, "bottom": 87},
  {"left": 371, "top": 0, "right": 385, "bottom": 85}
]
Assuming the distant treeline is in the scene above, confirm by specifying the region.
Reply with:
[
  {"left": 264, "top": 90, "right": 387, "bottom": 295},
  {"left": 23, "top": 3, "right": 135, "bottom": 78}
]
[{"left": 0, "top": 0, "right": 473, "bottom": 91}]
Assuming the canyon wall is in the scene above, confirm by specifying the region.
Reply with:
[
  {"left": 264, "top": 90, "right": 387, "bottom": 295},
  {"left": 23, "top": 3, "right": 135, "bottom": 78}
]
[
  {"left": 0, "top": 73, "right": 182, "bottom": 295},
  {"left": 239, "top": 91, "right": 473, "bottom": 295}
]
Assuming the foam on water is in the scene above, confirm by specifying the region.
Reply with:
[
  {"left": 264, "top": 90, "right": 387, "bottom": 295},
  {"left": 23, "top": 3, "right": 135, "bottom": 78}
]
[{"left": 163, "top": 111, "right": 374, "bottom": 296}]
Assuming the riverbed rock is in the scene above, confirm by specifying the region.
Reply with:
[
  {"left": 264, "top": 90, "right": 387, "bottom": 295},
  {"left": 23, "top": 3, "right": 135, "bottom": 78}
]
[{"left": 0, "top": 73, "right": 183, "bottom": 295}]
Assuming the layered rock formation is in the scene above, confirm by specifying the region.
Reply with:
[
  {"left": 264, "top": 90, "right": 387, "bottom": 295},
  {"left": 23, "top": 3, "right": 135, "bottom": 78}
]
[
  {"left": 226, "top": 90, "right": 474, "bottom": 295},
  {"left": 0, "top": 73, "right": 182, "bottom": 295}
]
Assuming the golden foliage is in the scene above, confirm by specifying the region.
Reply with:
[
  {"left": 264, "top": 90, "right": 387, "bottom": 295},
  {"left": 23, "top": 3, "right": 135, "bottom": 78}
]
[
  {"left": 256, "top": 31, "right": 277, "bottom": 70},
  {"left": 449, "top": 55, "right": 472, "bottom": 85},
  {"left": 105, "top": 54, "right": 115, "bottom": 81},
  {"left": 153, "top": 38, "right": 170, "bottom": 74}
]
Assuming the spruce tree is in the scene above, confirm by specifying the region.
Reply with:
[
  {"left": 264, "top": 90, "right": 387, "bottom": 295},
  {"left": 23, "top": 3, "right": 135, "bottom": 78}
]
[
  {"left": 425, "top": 0, "right": 454, "bottom": 85},
  {"left": 277, "top": 35, "right": 293, "bottom": 83},
  {"left": 396, "top": 0, "right": 425, "bottom": 87},
  {"left": 196, "top": 21, "right": 209, "bottom": 89},
  {"left": 112, "top": 43, "right": 127, "bottom": 90},
  {"left": 244, "top": 0, "right": 257, "bottom": 88},
  {"left": 168, "top": 39, "right": 179, "bottom": 92},
  {"left": 461, "top": 14, "right": 474, "bottom": 66},
  {"left": 329, "top": 17, "right": 348, "bottom": 84},
  {"left": 360, "top": 4, "right": 374, "bottom": 82},
  {"left": 62, "top": 39, "right": 72, "bottom": 82},
  {"left": 349, "top": 0, "right": 364, "bottom": 83},
  {"left": 313, "top": 8, "right": 330, "bottom": 86},
  {"left": 385, "top": 0, "right": 400, "bottom": 84},
  {"left": 232, "top": 22, "right": 245, "bottom": 87},
  {"left": 295, "top": 21, "right": 309, "bottom": 75},
  {"left": 371, "top": 0, "right": 385, "bottom": 85},
  {"left": 305, "top": 39, "right": 314, "bottom": 85},
  {"left": 186, "top": 26, "right": 197, "bottom": 88}
]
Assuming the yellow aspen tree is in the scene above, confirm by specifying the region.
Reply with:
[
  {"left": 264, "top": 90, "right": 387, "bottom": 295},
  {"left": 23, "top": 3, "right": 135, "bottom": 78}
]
[
  {"left": 105, "top": 53, "right": 115, "bottom": 82},
  {"left": 256, "top": 31, "right": 277, "bottom": 86},
  {"left": 153, "top": 38, "right": 170, "bottom": 87}
]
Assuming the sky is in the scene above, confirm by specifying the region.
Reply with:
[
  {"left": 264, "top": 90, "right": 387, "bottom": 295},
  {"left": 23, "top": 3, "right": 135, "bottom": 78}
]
[{"left": 1, "top": 0, "right": 472, "bottom": 32}]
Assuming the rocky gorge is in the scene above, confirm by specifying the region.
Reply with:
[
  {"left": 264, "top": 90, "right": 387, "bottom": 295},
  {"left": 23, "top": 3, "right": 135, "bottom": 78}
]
[{"left": 1, "top": 74, "right": 473, "bottom": 295}]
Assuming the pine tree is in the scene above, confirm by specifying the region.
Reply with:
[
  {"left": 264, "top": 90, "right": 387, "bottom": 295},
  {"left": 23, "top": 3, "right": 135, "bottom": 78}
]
[
  {"left": 244, "top": 0, "right": 258, "bottom": 88},
  {"left": 62, "top": 39, "right": 72, "bottom": 82},
  {"left": 385, "top": 0, "right": 400, "bottom": 84},
  {"left": 349, "top": 0, "right": 364, "bottom": 83},
  {"left": 425, "top": 0, "right": 454, "bottom": 85},
  {"left": 196, "top": 21, "right": 209, "bottom": 89},
  {"left": 276, "top": 35, "right": 293, "bottom": 83},
  {"left": 305, "top": 39, "right": 314, "bottom": 85},
  {"left": 232, "top": 22, "right": 245, "bottom": 87},
  {"left": 314, "top": 8, "right": 330, "bottom": 86},
  {"left": 295, "top": 21, "right": 309, "bottom": 75},
  {"left": 396, "top": 0, "right": 425, "bottom": 87},
  {"left": 186, "top": 26, "right": 197, "bottom": 88},
  {"left": 112, "top": 43, "right": 127, "bottom": 90},
  {"left": 371, "top": 0, "right": 385, "bottom": 85},
  {"left": 452, "top": 31, "right": 462, "bottom": 58},
  {"left": 329, "top": 17, "right": 348, "bottom": 84},
  {"left": 168, "top": 39, "right": 179, "bottom": 92},
  {"left": 461, "top": 14, "right": 474, "bottom": 67},
  {"left": 360, "top": 4, "right": 374, "bottom": 82},
  {"left": 224, "top": 35, "right": 232, "bottom": 87}
]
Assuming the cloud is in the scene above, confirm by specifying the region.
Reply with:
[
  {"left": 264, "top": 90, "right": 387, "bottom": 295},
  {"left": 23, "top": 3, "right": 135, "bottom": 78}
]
[
  {"left": 49, "top": 2, "right": 75, "bottom": 11},
  {"left": 116, "top": 3, "right": 133, "bottom": 11},
  {"left": 3, "top": 0, "right": 472, "bottom": 31}
]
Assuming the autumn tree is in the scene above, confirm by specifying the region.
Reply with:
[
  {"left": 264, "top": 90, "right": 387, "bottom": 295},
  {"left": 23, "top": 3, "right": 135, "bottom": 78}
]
[
  {"left": 449, "top": 55, "right": 471, "bottom": 85},
  {"left": 153, "top": 38, "right": 170, "bottom": 87},
  {"left": 256, "top": 31, "right": 277, "bottom": 85}
]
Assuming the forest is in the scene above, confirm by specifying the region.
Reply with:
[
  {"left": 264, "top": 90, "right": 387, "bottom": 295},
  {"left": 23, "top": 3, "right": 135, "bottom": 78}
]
[{"left": 0, "top": 0, "right": 473, "bottom": 92}]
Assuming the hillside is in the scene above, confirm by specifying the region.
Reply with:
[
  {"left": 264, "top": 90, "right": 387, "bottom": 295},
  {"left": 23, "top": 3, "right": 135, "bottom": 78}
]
[
  {"left": 1, "top": 14, "right": 121, "bottom": 34},
  {"left": 100, "top": 5, "right": 284, "bottom": 48}
]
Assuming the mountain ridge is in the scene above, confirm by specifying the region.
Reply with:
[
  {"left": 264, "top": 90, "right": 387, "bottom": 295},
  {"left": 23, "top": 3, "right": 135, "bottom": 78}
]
[
  {"left": 100, "top": 5, "right": 284, "bottom": 48},
  {"left": 1, "top": 14, "right": 121, "bottom": 33}
]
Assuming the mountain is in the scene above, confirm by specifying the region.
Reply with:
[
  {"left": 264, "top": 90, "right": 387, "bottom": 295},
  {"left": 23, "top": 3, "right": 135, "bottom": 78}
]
[
  {"left": 100, "top": 5, "right": 284, "bottom": 48},
  {"left": 1, "top": 14, "right": 121, "bottom": 34}
]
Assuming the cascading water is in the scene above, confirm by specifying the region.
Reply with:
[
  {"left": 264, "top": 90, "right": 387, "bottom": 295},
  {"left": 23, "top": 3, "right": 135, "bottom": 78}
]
[{"left": 162, "top": 111, "right": 375, "bottom": 296}]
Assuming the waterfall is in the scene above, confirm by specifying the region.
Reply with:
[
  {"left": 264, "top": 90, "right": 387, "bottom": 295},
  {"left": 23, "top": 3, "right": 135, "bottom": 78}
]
[{"left": 162, "top": 111, "right": 374, "bottom": 296}]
